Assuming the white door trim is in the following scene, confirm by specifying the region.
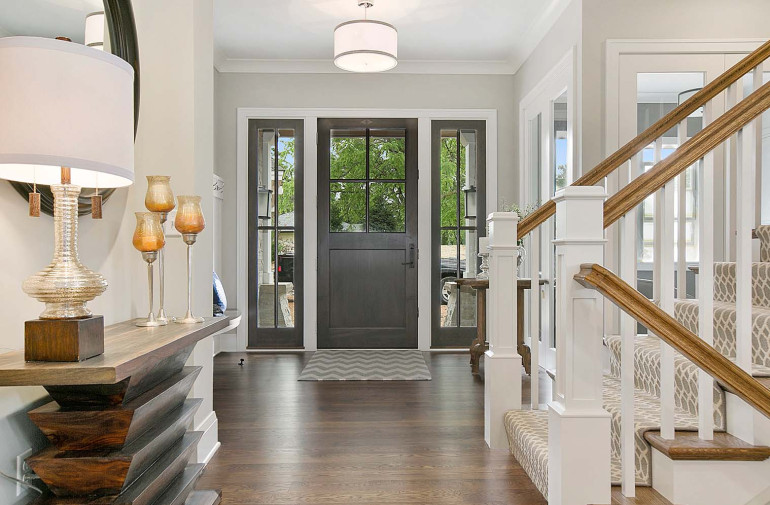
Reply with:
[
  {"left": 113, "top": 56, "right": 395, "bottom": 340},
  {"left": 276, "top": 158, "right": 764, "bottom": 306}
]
[
  {"left": 604, "top": 39, "right": 766, "bottom": 158},
  {"left": 236, "top": 107, "right": 498, "bottom": 352},
  {"left": 517, "top": 46, "right": 577, "bottom": 372}
]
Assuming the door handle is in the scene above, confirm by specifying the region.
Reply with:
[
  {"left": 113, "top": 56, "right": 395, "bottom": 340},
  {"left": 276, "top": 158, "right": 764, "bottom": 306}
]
[{"left": 402, "top": 244, "right": 415, "bottom": 268}]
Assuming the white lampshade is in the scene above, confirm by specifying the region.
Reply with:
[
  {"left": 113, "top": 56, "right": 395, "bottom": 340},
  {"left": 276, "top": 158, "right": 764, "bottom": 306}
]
[
  {"left": 0, "top": 36, "right": 134, "bottom": 188},
  {"left": 334, "top": 20, "right": 397, "bottom": 73},
  {"left": 85, "top": 11, "right": 106, "bottom": 50}
]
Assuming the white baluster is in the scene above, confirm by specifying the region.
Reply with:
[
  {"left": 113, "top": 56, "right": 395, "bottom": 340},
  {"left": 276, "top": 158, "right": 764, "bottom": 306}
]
[
  {"left": 677, "top": 121, "right": 688, "bottom": 300},
  {"left": 698, "top": 101, "right": 715, "bottom": 440},
  {"left": 530, "top": 226, "right": 541, "bottom": 410},
  {"left": 726, "top": 82, "right": 740, "bottom": 261},
  {"left": 485, "top": 212, "right": 522, "bottom": 449},
  {"left": 548, "top": 186, "right": 610, "bottom": 505},
  {"left": 731, "top": 68, "right": 760, "bottom": 443},
  {"left": 619, "top": 155, "right": 640, "bottom": 497},
  {"left": 653, "top": 135, "right": 677, "bottom": 440}
]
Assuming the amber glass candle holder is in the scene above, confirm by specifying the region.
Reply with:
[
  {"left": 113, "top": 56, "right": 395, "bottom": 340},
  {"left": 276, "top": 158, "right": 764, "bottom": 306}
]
[
  {"left": 174, "top": 195, "right": 205, "bottom": 324},
  {"left": 145, "top": 176, "right": 175, "bottom": 323},
  {"left": 133, "top": 212, "right": 166, "bottom": 327}
]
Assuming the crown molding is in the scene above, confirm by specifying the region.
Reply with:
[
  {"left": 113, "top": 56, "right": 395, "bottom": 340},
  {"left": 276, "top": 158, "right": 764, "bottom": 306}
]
[{"left": 214, "top": 56, "right": 518, "bottom": 75}]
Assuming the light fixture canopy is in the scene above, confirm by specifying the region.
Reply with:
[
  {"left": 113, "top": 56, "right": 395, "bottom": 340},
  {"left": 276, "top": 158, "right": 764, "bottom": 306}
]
[
  {"left": 84, "top": 11, "right": 106, "bottom": 50},
  {"left": 334, "top": 1, "right": 397, "bottom": 73}
]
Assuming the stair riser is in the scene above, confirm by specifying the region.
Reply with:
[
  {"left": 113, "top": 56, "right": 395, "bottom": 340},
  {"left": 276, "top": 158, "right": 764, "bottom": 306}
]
[
  {"left": 713, "top": 263, "right": 770, "bottom": 308},
  {"left": 606, "top": 336, "right": 726, "bottom": 429},
  {"left": 674, "top": 303, "right": 770, "bottom": 370}
]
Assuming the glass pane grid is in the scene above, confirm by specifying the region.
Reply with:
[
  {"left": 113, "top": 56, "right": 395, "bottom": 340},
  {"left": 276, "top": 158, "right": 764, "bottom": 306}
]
[{"left": 329, "top": 128, "right": 407, "bottom": 234}]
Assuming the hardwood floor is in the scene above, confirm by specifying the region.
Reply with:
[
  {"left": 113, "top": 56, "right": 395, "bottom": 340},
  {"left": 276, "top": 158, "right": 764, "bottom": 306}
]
[{"left": 197, "top": 352, "right": 669, "bottom": 505}]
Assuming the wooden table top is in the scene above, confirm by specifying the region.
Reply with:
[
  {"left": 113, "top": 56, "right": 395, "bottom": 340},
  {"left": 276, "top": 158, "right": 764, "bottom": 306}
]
[
  {"left": 455, "top": 277, "right": 548, "bottom": 290},
  {"left": 0, "top": 316, "right": 233, "bottom": 387}
]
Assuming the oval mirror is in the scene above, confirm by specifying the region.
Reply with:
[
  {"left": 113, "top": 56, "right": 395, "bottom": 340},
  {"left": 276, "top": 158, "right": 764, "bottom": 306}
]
[{"left": 0, "top": 0, "right": 139, "bottom": 216}]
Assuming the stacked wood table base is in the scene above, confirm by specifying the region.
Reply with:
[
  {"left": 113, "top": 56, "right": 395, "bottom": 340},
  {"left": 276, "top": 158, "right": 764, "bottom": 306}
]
[{"left": 0, "top": 319, "right": 231, "bottom": 505}]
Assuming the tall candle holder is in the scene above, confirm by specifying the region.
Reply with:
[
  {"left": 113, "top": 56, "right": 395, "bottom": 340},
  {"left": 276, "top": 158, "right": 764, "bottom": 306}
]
[
  {"left": 132, "top": 212, "right": 166, "bottom": 327},
  {"left": 174, "top": 195, "right": 206, "bottom": 324},
  {"left": 144, "top": 176, "right": 175, "bottom": 323}
]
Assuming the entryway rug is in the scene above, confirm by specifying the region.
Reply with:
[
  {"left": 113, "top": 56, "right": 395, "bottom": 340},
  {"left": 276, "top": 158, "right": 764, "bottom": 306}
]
[{"left": 297, "top": 350, "right": 432, "bottom": 381}]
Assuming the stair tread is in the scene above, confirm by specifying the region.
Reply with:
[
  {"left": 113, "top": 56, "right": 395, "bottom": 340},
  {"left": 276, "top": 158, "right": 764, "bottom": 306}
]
[{"left": 644, "top": 431, "right": 770, "bottom": 461}]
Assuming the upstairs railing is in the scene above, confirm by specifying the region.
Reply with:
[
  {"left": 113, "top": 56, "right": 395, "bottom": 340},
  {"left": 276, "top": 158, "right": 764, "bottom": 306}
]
[{"left": 484, "top": 38, "right": 770, "bottom": 505}]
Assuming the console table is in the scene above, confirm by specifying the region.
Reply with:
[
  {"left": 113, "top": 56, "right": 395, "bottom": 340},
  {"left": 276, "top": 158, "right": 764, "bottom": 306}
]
[
  {"left": 457, "top": 277, "right": 547, "bottom": 376},
  {"left": 0, "top": 316, "right": 233, "bottom": 505}
]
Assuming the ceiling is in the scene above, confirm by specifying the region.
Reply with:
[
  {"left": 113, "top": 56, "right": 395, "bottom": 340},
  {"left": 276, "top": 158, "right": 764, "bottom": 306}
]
[
  {"left": 214, "top": 0, "right": 573, "bottom": 74},
  {"left": 0, "top": 0, "right": 102, "bottom": 43}
]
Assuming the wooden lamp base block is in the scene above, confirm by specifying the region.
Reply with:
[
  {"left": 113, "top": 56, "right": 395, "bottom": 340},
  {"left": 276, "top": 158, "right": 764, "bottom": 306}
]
[{"left": 25, "top": 316, "right": 105, "bottom": 362}]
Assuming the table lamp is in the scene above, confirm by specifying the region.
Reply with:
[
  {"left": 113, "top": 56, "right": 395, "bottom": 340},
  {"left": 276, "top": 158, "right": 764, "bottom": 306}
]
[{"left": 0, "top": 37, "right": 134, "bottom": 361}]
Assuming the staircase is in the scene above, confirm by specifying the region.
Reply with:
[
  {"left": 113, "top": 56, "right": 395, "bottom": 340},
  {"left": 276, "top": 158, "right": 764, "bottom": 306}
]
[
  {"left": 505, "top": 225, "right": 770, "bottom": 498},
  {"left": 481, "top": 38, "right": 770, "bottom": 505}
]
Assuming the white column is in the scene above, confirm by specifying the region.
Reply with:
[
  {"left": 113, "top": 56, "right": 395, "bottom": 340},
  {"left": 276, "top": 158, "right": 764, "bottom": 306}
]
[
  {"left": 485, "top": 212, "right": 522, "bottom": 450},
  {"left": 548, "top": 187, "right": 611, "bottom": 505}
]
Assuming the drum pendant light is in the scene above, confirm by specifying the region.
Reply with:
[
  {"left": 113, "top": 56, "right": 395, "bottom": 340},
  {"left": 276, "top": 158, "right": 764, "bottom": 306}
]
[{"left": 334, "top": 0, "right": 398, "bottom": 73}]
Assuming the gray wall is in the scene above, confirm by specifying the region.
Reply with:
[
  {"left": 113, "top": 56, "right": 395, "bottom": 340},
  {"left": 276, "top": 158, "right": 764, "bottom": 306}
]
[
  {"left": 214, "top": 71, "right": 516, "bottom": 306},
  {"left": 0, "top": 1, "right": 216, "bottom": 502}
]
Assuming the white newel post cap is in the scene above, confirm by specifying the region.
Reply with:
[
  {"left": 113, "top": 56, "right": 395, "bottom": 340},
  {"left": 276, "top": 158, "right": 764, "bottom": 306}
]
[
  {"left": 487, "top": 212, "right": 519, "bottom": 248},
  {"left": 553, "top": 187, "right": 607, "bottom": 243}
]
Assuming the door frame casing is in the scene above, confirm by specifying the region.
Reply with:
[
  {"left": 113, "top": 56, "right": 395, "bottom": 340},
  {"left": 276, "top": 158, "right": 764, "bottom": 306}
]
[
  {"left": 518, "top": 47, "right": 577, "bottom": 372},
  {"left": 235, "top": 108, "right": 498, "bottom": 352}
]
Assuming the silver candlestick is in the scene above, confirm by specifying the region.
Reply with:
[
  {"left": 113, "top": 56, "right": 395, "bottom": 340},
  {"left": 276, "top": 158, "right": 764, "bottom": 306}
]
[{"left": 156, "top": 212, "right": 169, "bottom": 323}]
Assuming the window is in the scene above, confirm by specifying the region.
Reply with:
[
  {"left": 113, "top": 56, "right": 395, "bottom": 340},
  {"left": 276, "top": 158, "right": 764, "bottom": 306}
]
[
  {"left": 248, "top": 120, "right": 303, "bottom": 348},
  {"left": 329, "top": 129, "right": 406, "bottom": 233},
  {"left": 636, "top": 72, "right": 704, "bottom": 265},
  {"left": 431, "top": 121, "right": 486, "bottom": 347}
]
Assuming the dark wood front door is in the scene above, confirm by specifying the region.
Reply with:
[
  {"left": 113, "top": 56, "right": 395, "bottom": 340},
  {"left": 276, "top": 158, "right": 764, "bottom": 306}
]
[{"left": 317, "top": 118, "right": 418, "bottom": 348}]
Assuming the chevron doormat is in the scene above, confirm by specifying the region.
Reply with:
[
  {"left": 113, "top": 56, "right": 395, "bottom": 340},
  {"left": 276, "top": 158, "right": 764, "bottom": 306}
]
[{"left": 297, "top": 350, "right": 432, "bottom": 381}]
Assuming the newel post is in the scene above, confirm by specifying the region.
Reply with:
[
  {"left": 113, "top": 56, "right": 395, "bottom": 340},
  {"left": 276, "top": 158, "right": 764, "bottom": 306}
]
[
  {"left": 548, "top": 187, "right": 611, "bottom": 505},
  {"left": 485, "top": 212, "right": 522, "bottom": 449}
]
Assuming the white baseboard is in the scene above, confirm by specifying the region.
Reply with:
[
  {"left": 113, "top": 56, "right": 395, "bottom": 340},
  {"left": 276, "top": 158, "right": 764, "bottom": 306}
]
[{"left": 194, "top": 410, "right": 220, "bottom": 465}]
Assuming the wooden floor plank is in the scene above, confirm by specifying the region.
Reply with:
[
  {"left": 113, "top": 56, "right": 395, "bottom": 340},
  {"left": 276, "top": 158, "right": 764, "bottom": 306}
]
[{"left": 197, "top": 352, "right": 667, "bottom": 505}]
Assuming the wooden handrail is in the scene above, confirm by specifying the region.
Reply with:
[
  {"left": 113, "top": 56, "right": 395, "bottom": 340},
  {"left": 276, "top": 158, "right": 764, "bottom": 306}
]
[
  {"left": 603, "top": 78, "right": 770, "bottom": 228},
  {"left": 575, "top": 263, "right": 770, "bottom": 420},
  {"left": 517, "top": 39, "right": 770, "bottom": 240}
]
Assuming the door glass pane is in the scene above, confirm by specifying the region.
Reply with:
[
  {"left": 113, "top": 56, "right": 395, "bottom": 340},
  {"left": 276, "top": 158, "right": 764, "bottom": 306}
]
[
  {"left": 440, "top": 131, "right": 461, "bottom": 228},
  {"left": 553, "top": 92, "right": 568, "bottom": 191},
  {"left": 330, "top": 129, "right": 366, "bottom": 179},
  {"left": 277, "top": 231, "right": 295, "bottom": 328},
  {"left": 330, "top": 182, "right": 366, "bottom": 232},
  {"left": 370, "top": 129, "right": 405, "bottom": 179},
  {"left": 440, "top": 229, "right": 460, "bottom": 327},
  {"left": 636, "top": 72, "right": 705, "bottom": 266},
  {"left": 257, "top": 228, "right": 275, "bottom": 328},
  {"left": 461, "top": 130, "right": 478, "bottom": 220},
  {"left": 459, "top": 228, "right": 478, "bottom": 327},
  {"left": 276, "top": 131, "right": 296, "bottom": 226},
  {"left": 256, "top": 128, "right": 275, "bottom": 226},
  {"left": 369, "top": 182, "right": 405, "bottom": 232}
]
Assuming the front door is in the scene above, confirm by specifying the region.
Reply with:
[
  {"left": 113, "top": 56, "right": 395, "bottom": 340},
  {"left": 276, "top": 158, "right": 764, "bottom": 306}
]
[{"left": 317, "top": 118, "right": 418, "bottom": 348}]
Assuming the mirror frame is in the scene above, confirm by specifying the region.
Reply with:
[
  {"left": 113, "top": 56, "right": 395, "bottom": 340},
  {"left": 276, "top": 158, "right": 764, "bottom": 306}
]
[{"left": 9, "top": 0, "right": 140, "bottom": 216}]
